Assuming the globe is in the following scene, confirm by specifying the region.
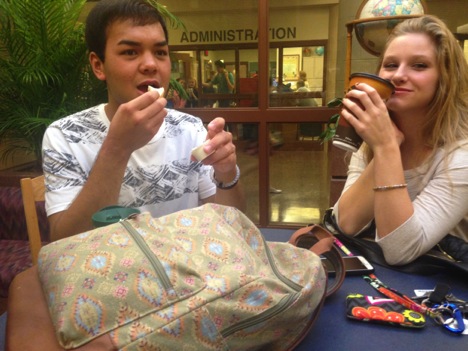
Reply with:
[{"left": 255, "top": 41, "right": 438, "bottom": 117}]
[{"left": 353, "top": 0, "right": 427, "bottom": 56}]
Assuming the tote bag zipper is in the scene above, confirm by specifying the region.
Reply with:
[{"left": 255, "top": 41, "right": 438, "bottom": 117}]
[
  {"left": 221, "top": 235, "right": 303, "bottom": 337},
  {"left": 121, "top": 218, "right": 304, "bottom": 339},
  {"left": 221, "top": 293, "right": 299, "bottom": 337},
  {"left": 120, "top": 219, "right": 175, "bottom": 295},
  {"left": 261, "top": 235, "right": 303, "bottom": 291}
]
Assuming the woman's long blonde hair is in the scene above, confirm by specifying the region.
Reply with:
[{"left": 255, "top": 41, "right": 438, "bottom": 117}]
[{"left": 365, "top": 15, "right": 468, "bottom": 161}]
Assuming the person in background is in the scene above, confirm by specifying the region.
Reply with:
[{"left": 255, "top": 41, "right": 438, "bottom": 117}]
[
  {"left": 185, "top": 77, "right": 199, "bottom": 108},
  {"left": 166, "top": 79, "right": 187, "bottom": 109},
  {"left": 332, "top": 15, "right": 468, "bottom": 265},
  {"left": 203, "top": 59, "right": 235, "bottom": 107},
  {"left": 296, "top": 79, "right": 317, "bottom": 107},
  {"left": 296, "top": 79, "right": 309, "bottom": 92},
  {"left": 42, "top": 0, "right": 245, "bottom": 241},
  {"left": 270, "top": 76, "right": 278, "bottom": 91},
  {"left": 176, "top": 77, "right": 186, "bottom": 89},
  {"left": 202, "top": 75, "right": 216, "bottom": 107},
  {"left": 298, "top": 71, "right": 309, "bottom": 88}
]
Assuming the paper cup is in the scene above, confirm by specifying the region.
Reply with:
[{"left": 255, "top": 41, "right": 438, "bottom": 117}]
[
  {"left": 348, "top": 73, "right": 394, "bottom": 100},
  {"left": 332, "top": 73, "right": 394, "bottom": 152}
]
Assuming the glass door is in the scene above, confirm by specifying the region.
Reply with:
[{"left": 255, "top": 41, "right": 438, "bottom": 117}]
[{"left": 167, "top": 0, "right": 339, "bottom": 227}]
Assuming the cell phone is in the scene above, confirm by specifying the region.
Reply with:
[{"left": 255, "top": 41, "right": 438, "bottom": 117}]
[{"left": 321, "top": 256, "right": 374, "bottom": 275}]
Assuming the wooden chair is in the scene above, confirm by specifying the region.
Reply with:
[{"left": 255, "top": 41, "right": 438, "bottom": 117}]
[{"left": 20, "top": 175, "right": 45, "bottom": 265}]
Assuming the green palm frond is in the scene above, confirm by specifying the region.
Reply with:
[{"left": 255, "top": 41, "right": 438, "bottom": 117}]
[
  {"left": 170, "top": 78, "right": 190, "bottom": 100},
  {"left": 319, "top": 98, "right": 343, "bottom": 142},
  {"left": 0, "top": 0, "right": 96, "bottom": 163},
  {"left": 147, "top": 0, "right": 187, "bottom": 32}
]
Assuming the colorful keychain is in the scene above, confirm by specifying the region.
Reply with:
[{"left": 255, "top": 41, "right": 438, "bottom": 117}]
[{"left": 363, "top": 274, "right": 466, "bottom": 334}]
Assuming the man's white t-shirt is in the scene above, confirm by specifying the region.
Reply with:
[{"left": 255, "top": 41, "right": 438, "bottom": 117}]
[{"left": 42, "top": 104, "right": 216, "bottom": 218}]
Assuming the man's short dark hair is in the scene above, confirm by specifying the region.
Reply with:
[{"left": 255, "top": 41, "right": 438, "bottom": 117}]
[
  {"left": 214, "top": 59, "right": 226, "bottom": 68},
  {"left": 85, "top": 0, "right": 168, "bottom": 62}
]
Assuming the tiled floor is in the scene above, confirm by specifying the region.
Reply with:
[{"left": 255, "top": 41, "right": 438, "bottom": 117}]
[{"left": 237, "top": 140, "right": 330, "bottom": 226}]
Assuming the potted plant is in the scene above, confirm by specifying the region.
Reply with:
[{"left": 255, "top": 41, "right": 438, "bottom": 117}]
[
  {"left": 319, "top": 97, "right": 342, "bottom": 142},
  {"left": 0, "top": 0, "right": 186, "bottom": 173},
  {"left": 0, "top": 0, "right": 105, "bottom": 171}
]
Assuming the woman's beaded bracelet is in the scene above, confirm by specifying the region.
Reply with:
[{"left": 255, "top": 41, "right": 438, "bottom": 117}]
[{"left": 373, "top": 183, "right": 407, "bottom": 191}]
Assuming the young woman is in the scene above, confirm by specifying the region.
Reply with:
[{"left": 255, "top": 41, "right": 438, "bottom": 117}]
[
  {"left": 185, "top": 77, "right": 199, "bottom": 108},
  {"left": 333, "top": 15, "right": 468, "bottom": 265}
]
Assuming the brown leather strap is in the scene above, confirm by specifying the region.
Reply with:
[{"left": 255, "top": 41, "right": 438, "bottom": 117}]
[{"left": 288, "top": 225, "right": 345, "bottom": 296}]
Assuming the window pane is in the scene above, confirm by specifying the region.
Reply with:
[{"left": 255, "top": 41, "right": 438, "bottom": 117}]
[
  {"left": 235, "top": 123, "right": 259, "bottom": 222},
  {"left": 268, "top": 122, "right": 328, "bottom": 225},
  {"left": 269, "top": 46, "right": 325, "bottom": 108},
  {"left": 238, "top": 49, "right": 260, "bottom": 107},
  {"left": 166, "top": 1, "right": 335, "bottom": 227}
]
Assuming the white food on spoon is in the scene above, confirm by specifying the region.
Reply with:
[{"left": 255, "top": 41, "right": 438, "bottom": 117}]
[
  {"left": 191, "top": 141, "right": 215, "bottom": 161},
  {"left": 148, "top": 85, "right": 165, "bottom": 96}
]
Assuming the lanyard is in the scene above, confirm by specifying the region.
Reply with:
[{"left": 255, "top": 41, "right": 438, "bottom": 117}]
[
  {"left": 363, "top": 274, "right": 466, "bottom": 333},
  {"left": 363, "top": 274, "right": 437, "bottom": 318}
]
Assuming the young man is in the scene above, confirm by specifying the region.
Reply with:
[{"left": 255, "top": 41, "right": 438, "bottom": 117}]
[
  {"left": 42, "top": 0, "right": 245, "bottom": 241},
  {"left": 203, "top": 59, "right": 235, "bottom": 107}
]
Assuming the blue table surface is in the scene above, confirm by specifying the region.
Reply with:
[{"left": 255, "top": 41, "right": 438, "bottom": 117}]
[{"left": 261, "top": 228, "right": 468, "bottom": 351}]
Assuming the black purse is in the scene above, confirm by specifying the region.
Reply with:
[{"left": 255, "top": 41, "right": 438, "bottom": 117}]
[{"left": 322, "top": 209, "right": 468, "bottom": 276}]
